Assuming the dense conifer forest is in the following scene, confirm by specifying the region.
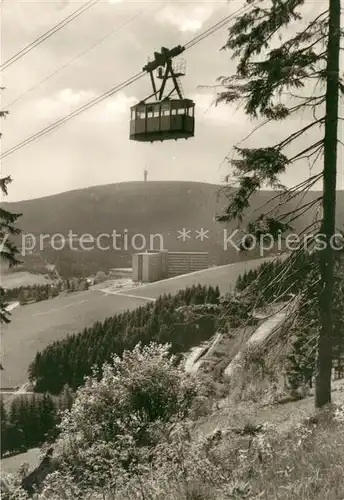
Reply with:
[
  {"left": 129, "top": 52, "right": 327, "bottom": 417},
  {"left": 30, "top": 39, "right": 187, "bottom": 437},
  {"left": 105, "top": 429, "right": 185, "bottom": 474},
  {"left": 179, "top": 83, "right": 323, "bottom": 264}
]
[
  {"left": 28, "top": 253, "right": 344, "bottom": 397},
  {"left": 0, "top": 386, "right": 73, "bottom": 457},
  {"left": 28, "top": 285, "right": 221, "bottom": 394}
]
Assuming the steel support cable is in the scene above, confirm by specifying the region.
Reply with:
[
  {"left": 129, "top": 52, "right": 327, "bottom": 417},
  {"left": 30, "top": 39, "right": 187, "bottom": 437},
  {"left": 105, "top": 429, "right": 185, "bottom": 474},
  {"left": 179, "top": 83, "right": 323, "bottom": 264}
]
[
  {"left": 1, "top": 72, "right": 145, "bottom": 158},
  {"left": 0, "top": 0, "right": 100, "bottom": 71},
  {"left": 184, "top": 4, "right": 249, "bottom": 50},
  {"left": 4, "top": 11, "right": 145, "bottom": 109},
  {"left": 1, "top": 4, "right": 249, "bottom": 159}
]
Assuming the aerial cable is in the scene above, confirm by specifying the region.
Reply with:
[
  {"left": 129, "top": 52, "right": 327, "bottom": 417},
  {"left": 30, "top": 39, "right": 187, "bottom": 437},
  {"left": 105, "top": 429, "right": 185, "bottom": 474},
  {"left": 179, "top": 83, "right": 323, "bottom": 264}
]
[
  {"left": 184, "top": 4, "right": 248, "bottom": 50},
  {"left": 4, "top": 11, "right": 144, "bottom": 109},
  {"left": 1, "top": 4, "right": 249, "bottom": 159},
  {"left": 0, "top": 0, "right": 100, "bottom": 71}
]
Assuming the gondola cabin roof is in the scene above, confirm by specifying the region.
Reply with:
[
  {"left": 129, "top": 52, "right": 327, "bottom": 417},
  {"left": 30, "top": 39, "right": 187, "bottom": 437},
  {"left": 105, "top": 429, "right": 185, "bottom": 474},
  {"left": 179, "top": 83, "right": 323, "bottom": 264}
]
[{"left": 129, "top": 99, "right": 195, "bottom": 143}]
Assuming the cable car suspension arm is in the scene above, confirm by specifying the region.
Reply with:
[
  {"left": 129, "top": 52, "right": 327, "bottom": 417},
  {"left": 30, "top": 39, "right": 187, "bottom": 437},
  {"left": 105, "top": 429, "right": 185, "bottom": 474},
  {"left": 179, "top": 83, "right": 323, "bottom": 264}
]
[{"left": 142, "top": 45, "right": 185, "bottom": 102}]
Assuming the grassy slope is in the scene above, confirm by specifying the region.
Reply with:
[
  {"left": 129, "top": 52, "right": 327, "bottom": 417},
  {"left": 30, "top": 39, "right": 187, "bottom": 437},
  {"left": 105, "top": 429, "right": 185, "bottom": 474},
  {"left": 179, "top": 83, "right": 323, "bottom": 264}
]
[
  {"left": 192, "top": 380, "right": 344, "bottom": 500},
  {"left": 3, "top": 380, "right": 344, "bottom": 496},
  {"left": 1, "top": 258, "right": 272, "bottom": 389},
  {"left": 1, "top": 272, "right": 53, "bottom": 289},
  {"left": 196, "top": 378, "right": 344, "bottom": 438},
  {"left": 1, "top": 289, "right": 148, "bottom": 388}
]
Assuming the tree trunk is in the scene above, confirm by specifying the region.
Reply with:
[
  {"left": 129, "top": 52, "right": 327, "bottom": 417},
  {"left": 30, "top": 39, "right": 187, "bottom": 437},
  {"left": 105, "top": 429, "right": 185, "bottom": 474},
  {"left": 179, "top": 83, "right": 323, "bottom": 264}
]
[{"left": 315, "top": 0, "right": 341, "bottom": 408}]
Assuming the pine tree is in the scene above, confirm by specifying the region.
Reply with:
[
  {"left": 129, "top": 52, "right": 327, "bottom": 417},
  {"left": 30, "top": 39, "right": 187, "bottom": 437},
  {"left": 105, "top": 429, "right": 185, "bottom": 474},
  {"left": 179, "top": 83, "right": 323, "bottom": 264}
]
[
  {"left": 0, "top": 396, "right": 8, "bottom": 456},
  {"left": 39, "top": 393, "right": 57, "bottom": 442},
  {"left": 287, "top": 321, "right": 317, "bottom": 390},
  {"left": 216, "top": 0, "right": 342, "bottom": 407},
  {"left": 8, "top": 398, "right": 25, "bottom": 453},
  {"left": 28, "top": 288, "right": 220, "bottom": 393},
  {"left": 28, "top": 395, "right": 44, "bottom": 447}
]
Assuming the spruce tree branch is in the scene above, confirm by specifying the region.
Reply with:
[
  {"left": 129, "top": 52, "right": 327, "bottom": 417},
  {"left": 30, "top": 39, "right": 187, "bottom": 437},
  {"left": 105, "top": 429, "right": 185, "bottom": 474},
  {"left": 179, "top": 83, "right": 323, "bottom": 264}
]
[
  {"left": 219, "top": 117, "right": 275, "bottom": 173},
  {"left": 234, "top": 118, "right": 270, "bottom": 148},
  {"left": 218, "top": 229, "right": 343, "bottom": 348},
  {"left": 292, "top": 96, "right": 326, "bottom": 108},
  {"left": 218, "top": 105, "right": 323, "bottom": 180},
  {"left": 294, "top": 219, "right": 323, "bottom": 241},
  {"left": 236, "top": 244, "right": 338, "bottom": 336},
  {"left": 286, "top": 174, "right": 323, "bottom": 196},
  {"left": 276, "top": 118, "right": 324, "bottom": 150},
  {"left": 240, "top": 247, "right": 317, "bottom": 309},
  {"left": 287, "top": 96, "right": 326, "bottom": 116},
  {"left": 278, "top": 177, "right": 323, "bottom": 217},
  {"left": 308, "top": 144, "right": 324, "bottom": 173},
  {"left": 242, "top": 174, "right": 322, "bottom": 223},
  {"left": 287, "top": 92, "right": 326, "bottom": 101},
  {"left": 283, "top": 26, "right": 329, "bottom": 64},
  {"left": 232, "top": 253, "right": 312, "bottom": 326},
  {"left": 217, "top": 269, "right": 294, "bottom": 334},
  {"left": 256, "top": 193, "right": 322, "bottom": 227},
  {"left": 216, "top": 69, "right": 325, "bottom": 116},
  {"left": 219, "top": 94, "right": 325, "bottom": 179},
  {"left": 289, "top": 140, "right": 324, "bottom": 164},
  {"left": 226, "top": 4, "right": 328, "bottom": 67},
  {"left": 283, "top": 9, "right": 329, "bottom": 49},
  {"left": 223, "top": 122, "right": 324, "bottom": 189},
  {"left": 296, "top": 35, "right": 328, "bottom": 54},
  {"left": 282, "top": 197, "right": 322, "bottom": 224}
]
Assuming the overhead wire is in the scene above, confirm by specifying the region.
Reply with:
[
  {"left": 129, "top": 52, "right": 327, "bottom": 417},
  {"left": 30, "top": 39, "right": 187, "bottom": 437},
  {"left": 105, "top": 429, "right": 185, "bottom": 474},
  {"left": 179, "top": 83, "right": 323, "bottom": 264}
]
[
  {"left": 1, "top": 3, "right": 250, "bottom": 160},
  {"left": 184, "top": 4, "right": 246, "bottom": 50},
  {"left": 0, "top": 0, "right": 100, "bottom": 71},
  {"left": 4, "top": 11, "right": 145, "bottom": 109},
  {"left": 2, "top": 72, "right": 146, "bottom": 158}
]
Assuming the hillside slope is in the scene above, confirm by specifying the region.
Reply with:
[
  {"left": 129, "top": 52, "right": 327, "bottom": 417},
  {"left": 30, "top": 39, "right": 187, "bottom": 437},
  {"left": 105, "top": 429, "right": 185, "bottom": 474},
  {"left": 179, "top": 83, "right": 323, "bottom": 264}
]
[
  {"left": 3, "top": 181, "right": 344, "bottom": 274},
  {"left": 0, "top": 258, "right": 271, "bottom": 389}
]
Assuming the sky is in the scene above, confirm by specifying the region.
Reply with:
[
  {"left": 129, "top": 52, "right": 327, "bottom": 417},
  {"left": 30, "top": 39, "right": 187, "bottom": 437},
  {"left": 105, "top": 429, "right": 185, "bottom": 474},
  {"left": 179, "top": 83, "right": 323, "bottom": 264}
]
[{"left": 0, "top": 0, "right": 343, "bottom": 201}]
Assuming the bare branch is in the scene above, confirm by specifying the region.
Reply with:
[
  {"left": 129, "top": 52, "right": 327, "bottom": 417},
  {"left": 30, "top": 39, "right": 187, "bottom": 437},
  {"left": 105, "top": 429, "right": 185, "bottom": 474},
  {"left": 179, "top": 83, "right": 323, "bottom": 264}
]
[
  {"left": 276, "top": 118, "right": 324, "bottom": 150},
  {"left": 289, "top": 140, "right": 324, "bottom": 164},
  {"left": 242, "top": 174, "right": 323, "bottom": 222},
  {"left": 284, "top": 197, "right": 322, "bottom": 224}
]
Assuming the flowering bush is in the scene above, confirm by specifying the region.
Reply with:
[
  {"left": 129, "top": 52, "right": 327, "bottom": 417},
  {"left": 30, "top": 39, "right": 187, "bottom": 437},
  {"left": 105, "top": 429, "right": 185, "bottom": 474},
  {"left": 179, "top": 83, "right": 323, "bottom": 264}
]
[
  {"left": 9, "top": 343, "right": 344, "bottom": 500},
  {"left": 53, "top": 343, "right": 206, "bottom": 491},
  {"left": 0, "top": 473, "right": 29, "bottom": 500}
]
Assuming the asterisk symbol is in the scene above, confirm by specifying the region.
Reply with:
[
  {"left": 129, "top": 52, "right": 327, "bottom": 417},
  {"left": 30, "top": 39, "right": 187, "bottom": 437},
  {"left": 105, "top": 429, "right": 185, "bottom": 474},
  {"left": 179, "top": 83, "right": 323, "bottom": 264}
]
[
  {"left": 195, "top": 228, "right": 209, "bottom": 241},
  {"left": 177, "top": 228, "right": 191, "bottom": 242}
]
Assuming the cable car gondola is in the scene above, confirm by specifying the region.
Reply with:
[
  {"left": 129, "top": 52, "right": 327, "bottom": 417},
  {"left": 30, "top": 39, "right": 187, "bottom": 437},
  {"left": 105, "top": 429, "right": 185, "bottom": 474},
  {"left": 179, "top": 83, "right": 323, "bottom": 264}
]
[{"left": 130, "top": 46, "right": 195, "bottom": 143}]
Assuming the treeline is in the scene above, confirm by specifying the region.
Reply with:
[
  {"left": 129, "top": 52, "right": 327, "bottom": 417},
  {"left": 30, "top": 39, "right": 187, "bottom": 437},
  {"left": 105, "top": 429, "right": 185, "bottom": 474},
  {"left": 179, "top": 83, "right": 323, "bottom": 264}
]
[
  {"left": 2, "top": 279, "right": 90, "bottom": 305},
  {"left": 63, "top": 278, "right": 90, "bottom": 292},
  {"left": 3, "top": 284, "right": 60, "bottom": 304},
  {"left": 36, "top": 248, "right": 132, "bottom": 278},
  {"left": 0, "top": 386, "right": 73, "bottom": 457},
  {"left": 29, "top": 285, "right": 220, "bottom": 394}
]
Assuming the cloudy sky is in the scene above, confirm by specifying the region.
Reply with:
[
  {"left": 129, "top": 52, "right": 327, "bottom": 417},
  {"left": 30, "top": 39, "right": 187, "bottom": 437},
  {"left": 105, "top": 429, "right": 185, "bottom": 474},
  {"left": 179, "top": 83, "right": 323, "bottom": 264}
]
[{"left": 1, "top": 0, "right": 343, "bottom": 201}]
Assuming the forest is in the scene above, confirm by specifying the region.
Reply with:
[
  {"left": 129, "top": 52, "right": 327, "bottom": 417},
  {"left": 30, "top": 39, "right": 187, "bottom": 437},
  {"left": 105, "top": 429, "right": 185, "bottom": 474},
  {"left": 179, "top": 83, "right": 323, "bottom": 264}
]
[
  {"left": 1, "top": 279, "right": 90, "bottom": 305},
  {"left": 0, "top": 386, "right": 73, "bottom": 457},
  {"left": 28, "top": 284, "right": 221, "bottom": 394},
  {"left": 28, "top": 252, "right": 344, "bottom": 398}
]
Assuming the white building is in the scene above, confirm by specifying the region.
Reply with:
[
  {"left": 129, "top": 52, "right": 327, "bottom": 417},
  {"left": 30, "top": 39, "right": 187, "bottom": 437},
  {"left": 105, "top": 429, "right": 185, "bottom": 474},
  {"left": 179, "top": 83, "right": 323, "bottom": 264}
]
[{"left": 132, "top": 250, "right": 209, "bottom": 283}]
